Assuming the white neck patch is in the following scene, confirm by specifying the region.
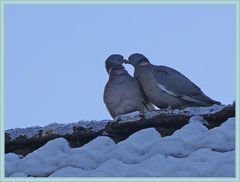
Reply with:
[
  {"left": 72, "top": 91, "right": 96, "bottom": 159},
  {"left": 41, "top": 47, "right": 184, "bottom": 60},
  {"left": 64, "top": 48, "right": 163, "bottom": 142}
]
[
  {"left": 108, "top": 68, "right": 113, "bottom": 74},
  {"left": 139, "top": 61, "right": 149, "bottom": 66}
]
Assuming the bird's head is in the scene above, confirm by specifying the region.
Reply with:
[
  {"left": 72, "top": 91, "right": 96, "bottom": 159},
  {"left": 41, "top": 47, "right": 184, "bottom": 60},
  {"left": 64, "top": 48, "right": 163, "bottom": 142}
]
[
  {"left": 105, "top": 54, "right": 127, "bottom": 74},
  {"left": 124, "top": 53, "right": 150, "bottom": 67}
]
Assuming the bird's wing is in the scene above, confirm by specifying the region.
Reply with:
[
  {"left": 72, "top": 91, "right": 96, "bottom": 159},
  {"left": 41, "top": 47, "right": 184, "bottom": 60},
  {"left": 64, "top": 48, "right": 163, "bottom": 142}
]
[
  {"left": 133, "top": 78, "right": 155, "bottom": 111},
  {"left": 134, "top": 78, "right": 155, "bottom": 111},
  {"left": 103, "top": 82, "right": 123, "bottom": 117},
  {"left": 152, "top": 65, "right": 209, "bottom": 104}
]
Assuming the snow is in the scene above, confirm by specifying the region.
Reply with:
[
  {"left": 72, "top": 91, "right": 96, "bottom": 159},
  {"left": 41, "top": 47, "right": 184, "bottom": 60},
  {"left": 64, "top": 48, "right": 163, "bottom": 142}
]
[
  {"left": 114, "top": 104, "right": 226, "bottom": 123},
  {"left": 14, "top": 138, "right": 71, "bottom": 177},
  {"left": 5, "top": 120, "right": 109, "bottom": 141},
  {"left": 5, "top": 117, "right": 235, "bottom": 177},
  {"left": 5, "top": 105, "right": 228, "bottom": 141},
  {"left": 145, "top": 104, "right": 226, "bottom": 119},
  {"left": 5, "top": 153, "right": 22, "bottom": 177},
  {"left": 10, "top": 173, "right": 28, "bottom": 177},
  {"left": 114, "top": 111, "right": 141, "bottom": 123}
]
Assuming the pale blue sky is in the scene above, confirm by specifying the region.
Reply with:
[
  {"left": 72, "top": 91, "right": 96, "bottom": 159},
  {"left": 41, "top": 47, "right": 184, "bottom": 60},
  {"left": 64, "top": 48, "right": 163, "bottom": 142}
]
[{"left": 4, "top": 3, "right": 236, "bottom": 129}]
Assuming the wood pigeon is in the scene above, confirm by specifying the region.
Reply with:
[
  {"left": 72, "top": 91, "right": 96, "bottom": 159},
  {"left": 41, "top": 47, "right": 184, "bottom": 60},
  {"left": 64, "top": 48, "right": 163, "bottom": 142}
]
[
  {"left": 125, "top": 53, "right": 221, "bottom": 109},
  {"left": 103, "top": 54, "right": 154, "bottom": 118}
]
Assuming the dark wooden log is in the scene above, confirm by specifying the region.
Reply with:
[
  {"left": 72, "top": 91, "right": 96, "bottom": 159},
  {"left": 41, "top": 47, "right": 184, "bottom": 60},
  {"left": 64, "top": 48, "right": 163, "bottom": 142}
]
[
  {"left": 103, "top": 104, "right": 235, "bottom": 142},
  {"left": 5, "top": 104, "right": 235, "bottom": 156}
]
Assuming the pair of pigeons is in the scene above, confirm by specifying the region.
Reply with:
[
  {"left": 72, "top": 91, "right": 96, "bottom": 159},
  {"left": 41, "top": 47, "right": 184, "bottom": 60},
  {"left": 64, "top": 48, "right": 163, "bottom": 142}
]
[{"left": 104, "top": 53, "right": 220, "bottom": 118}]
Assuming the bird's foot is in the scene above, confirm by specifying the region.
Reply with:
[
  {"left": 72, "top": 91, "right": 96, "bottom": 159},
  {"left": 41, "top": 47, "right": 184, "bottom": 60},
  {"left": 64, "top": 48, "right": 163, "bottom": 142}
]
[
  {"left": 161, "top": 106, "right": 174, "bottom": 114},
  {"left": 139, "top": 111, "right": 145, "bottom": 118},
  {"left": 113, "top": 116, "right": 121, "bottom": 123}
]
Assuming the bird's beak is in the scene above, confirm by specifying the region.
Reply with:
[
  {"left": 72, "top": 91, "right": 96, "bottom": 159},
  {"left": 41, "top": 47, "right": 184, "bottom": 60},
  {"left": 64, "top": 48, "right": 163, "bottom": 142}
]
[{"left": 123, "top": 59, "right": 129, "bottom": 64}]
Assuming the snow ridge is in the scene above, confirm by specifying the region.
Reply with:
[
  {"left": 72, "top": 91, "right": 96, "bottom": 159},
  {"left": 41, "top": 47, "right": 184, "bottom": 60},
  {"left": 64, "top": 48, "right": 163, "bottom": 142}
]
[
  {"left": 5, "top": 117, "right": 235, "bottom": 177},
  {"left": 5, "top": 120, "right": 110, "bottom": 141},
  {"left": 5, "top": 105, "right": 227, "bottom": 140}
]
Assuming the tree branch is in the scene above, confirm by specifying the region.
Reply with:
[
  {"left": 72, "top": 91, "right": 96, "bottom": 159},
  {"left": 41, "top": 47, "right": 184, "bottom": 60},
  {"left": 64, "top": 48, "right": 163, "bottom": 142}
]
[{"left": 5, "top": 104, "right": 235, "bottom": 156}]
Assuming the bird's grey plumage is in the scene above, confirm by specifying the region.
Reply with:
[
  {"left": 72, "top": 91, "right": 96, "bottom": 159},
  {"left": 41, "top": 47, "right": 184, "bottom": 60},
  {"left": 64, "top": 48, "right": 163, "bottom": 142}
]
[
  {"left": 103, "top": 54, "right": 154, "bottom": 118},
  {"left": 125, "top": 53, "right": 221, "bottom": 109}
]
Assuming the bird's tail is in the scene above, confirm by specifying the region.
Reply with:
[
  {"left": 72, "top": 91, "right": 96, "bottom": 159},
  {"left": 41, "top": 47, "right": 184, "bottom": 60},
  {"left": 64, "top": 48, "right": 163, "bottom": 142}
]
[{"left": 189, "top": 93, "right": 221, "bottom": 106}]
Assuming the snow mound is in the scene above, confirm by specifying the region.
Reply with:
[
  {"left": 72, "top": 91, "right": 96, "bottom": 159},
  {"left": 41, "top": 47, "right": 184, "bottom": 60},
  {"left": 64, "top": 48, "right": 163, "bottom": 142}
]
[
  {"left": 13, "top": 138, "right": 71, "bottom": 177},
  {"left": 5, "top": 153, "right": 22, "bottom": 177},
  {"left": 5, "top": 117, "right": 235, "bottom": 177}
]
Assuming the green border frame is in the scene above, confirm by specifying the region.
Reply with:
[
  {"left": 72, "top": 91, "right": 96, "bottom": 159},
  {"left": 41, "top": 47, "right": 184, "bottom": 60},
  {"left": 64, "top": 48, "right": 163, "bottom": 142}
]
[{"left": 0, "top": 1, "right": 239, "bottom": 182}]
